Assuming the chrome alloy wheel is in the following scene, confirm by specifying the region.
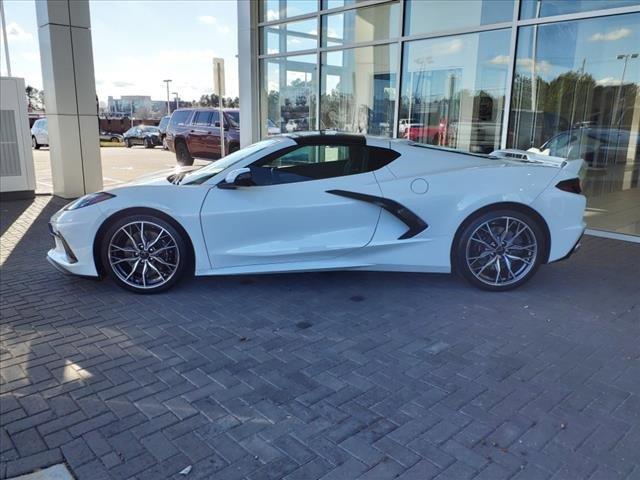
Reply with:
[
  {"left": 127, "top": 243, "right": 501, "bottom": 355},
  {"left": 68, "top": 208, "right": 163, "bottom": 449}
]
[
  {"left": 465, "top": 216, "right": 537, "bottom": 287},
  {"left": 108, "top": 221, "right": 180, "bottom": 289}
]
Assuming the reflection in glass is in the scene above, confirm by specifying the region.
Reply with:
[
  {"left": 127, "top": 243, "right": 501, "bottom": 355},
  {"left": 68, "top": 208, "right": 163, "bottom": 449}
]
[
  {"left": 261, "top": 19, "right": 318, "bottom": 55},
  {"left": 520, "top": 0, "right": 640, "bottom": 19},
  {"left": 322, "top": 1, "right": 400, "bottom": 47},
  {"left": 320, "top": 44, "right": 398, "bottom": 136},
  {"left": 508, "top": 13, "right": 640, "bottom": 235},
  {"left": 405, "top": 0, "right": 512, "bottom": 36},
  {"left": 260, "top": 54, "right": 317, "bottom": 137},
  {"left": 399, "top": 29, "right": 511, "bottom": 154},
  {"left": 261, "top": 0, "right": 317, "bottom": 22},
  {"left": 323, "top": 0, "right": 370, "bottom": 9}
]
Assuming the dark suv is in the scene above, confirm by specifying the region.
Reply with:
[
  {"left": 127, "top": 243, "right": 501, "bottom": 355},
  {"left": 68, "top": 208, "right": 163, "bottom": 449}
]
[{"left": 166, "top": 108, "right": 240, "bottom": 165}]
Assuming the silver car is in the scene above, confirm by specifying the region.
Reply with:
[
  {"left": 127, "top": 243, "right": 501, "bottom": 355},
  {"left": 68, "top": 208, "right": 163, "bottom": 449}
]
[{"left": 31, "top": 118, "right": 48, "bottom": 149}]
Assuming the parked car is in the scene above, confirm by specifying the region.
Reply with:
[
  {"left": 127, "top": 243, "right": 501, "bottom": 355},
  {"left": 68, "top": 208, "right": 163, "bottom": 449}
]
[
  {"left": 46, "top": 132, "right": 586, "bottom": 294},
  {"left": 31, "top": 118, "right": 48, "bottom": 149},
  {"left": 123, "top": 125, "right": 162, "bottom": 148},
  {"left": 528, "top": 127, "right": 639, "bottom": 167},
  {"left": 157, "top": 115, "right": 171, "bottom": 150},
  {"left": 165, "top": 108, "right": 241, "bottom": 166},
  {"left": 99, "top": 131, "right": 123, "bottom": 143},
  {"left": 398, "top": 118, "right": 423, "bottom": 136}
]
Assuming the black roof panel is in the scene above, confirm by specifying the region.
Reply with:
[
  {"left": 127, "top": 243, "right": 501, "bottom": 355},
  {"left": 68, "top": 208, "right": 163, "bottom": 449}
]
[{"left": 285, "top": 131, "right": 366, "bottom": 146}]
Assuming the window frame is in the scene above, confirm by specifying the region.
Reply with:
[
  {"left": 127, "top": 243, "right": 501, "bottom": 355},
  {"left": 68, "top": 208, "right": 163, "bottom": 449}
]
[{"left": 243, "top": 142, "right": 399, "bottom": 187}]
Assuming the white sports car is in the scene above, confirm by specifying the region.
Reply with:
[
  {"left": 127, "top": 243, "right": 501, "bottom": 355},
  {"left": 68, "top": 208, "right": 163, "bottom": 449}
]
[{"left": 47, "top": 132, "right": 586, "bottom": 293}]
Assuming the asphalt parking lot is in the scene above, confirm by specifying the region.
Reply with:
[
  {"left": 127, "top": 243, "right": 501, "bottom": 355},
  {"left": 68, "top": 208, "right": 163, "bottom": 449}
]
[
  {"left": 1, "top": 194, "right": 639, "bottom": 479},
  {"left": 33, "top": 147, "right": 209, "bottom": 194}
]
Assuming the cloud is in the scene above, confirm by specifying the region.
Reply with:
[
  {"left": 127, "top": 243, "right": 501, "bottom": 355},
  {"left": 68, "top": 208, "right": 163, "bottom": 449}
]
[
  {"left": 489, "top": 55, "right": 510, "bottom": 65},
  {"left": 217, "top": 25, "right": 231, "bottom": 35},
  {"left": 266, "top": 9, "right": 279, "bottom": 21},
  {"left": 596, "top": 77, "right": 622, "bottom": 86},
  {"left": 589, "top": 28, "right": 632, "bottom": 42},
  {"left": 113, "top": 80, "right": 134, "bottom": 88},
  {"left": 198, "top": 15, "right": 218, "bottom": 25},
  {"left": 20, "top": 52, "right": 40, "bottom": 63},
  {"left": 4, "top": 22, "right": 33, "bottom": 42},
  {"left": 516, "top": 58, "right": 553, "bottom": 75},
  {"left": 439, "top": 38, "right": 463, "bottom": 55}
]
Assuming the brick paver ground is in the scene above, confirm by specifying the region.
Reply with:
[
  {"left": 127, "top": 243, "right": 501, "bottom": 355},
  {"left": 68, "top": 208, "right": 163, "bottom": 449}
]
[{"left": 1, "top": 196, "right": 639, "bottom": 480}]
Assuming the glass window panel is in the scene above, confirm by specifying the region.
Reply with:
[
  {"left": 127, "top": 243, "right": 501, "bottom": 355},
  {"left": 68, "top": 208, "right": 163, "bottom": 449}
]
[
  {"left": 323, "top": 0, "right": 375, "bottom": 10},
  {"left": 321, "top": 44, "right": 398, "bottom": 137},
  {"left": 261, "top": 19, "right": 318, "bottom": 55},
  {"left": 399, "top": 29, "right": 511, "bottom": 154},
  {"left": 322, "top": 1, "right": 400, "bottom": 47},
  {"left": 261, "top": 0, "right": 317, "bottom": 22},
  {"left": 405, "top": 0, "right": 512, "bottom": 36},
  {"left": 520, "top": 0, "right": 640, "bottom": 19},
  {"left": 508, "top": 13, "right": 640, "bottom": 236},
  {"left": 260, "top": 54, "right": 318, "bottom": 137}
]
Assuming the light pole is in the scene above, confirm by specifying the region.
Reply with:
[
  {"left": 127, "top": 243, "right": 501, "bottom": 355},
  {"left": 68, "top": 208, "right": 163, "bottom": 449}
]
[
  {"left": 172, "top": 92, "right": 179, "bottom": 112},
  {"left": 163, "top": 79, "right": 172, "bottom": 115},
  {"left": 0, "top": 0, "right": 12, "bottom": 76},
  {"left": 614, "top": 53, "right": 638, "bottom": 127}
]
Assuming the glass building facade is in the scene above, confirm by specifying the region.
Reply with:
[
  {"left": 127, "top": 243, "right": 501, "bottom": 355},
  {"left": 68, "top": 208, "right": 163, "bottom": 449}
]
[{"left": 248, "top": 0, "right": 640, "bottom": 236}]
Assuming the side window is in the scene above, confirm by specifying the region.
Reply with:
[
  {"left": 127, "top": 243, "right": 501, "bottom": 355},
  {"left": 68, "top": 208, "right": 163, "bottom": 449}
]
[
  {"left": 367, "top": 146, "right": 400, "bottom": 171},
  {"left": 169, "top": 110, "right": 191, "bottom": 127},
  {"left": 248, "top": 144, "right": 364, "bottom": 186},
  {"left": 209, "top": 111, "right": 220, "bottom": 127},
  {"left": 193, "top": 111, "right": 212, "bottom": 126}
]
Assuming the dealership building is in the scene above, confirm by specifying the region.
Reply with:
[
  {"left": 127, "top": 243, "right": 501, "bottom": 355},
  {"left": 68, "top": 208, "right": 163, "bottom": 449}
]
[{"left": 237, "top": 0, "right": 640, "bottom": 239}]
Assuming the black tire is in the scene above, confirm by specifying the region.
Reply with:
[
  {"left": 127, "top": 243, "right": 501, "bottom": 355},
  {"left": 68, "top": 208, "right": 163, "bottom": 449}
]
[
  {"left": 228, "top": 143, "right": 239, "bottom": 154},
  {"left": 454, "top": 209, "right": 545, "bottom": 291},
  {"left": 100, "top": 214, "right": 188, "bottom": 293},
  {"left": 144, "top": 137, "right": 154, "bottom": 149},
  {"left": 111, "top": 137, "right": 119, "bottom": 143},
  {"left": 125, "top": 139, "right": 132, "bottom": 148},
  {"left": 175, "top": 141, "right": 194, "bottom": 166},
  {"left": 32, "top": 136, "right": 40, "bottom": 150}
]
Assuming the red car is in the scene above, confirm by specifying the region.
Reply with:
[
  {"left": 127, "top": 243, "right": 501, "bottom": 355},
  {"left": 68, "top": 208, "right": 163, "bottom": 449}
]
[{"left": 165, "top": 108, "right": 241, "bottom": 166}]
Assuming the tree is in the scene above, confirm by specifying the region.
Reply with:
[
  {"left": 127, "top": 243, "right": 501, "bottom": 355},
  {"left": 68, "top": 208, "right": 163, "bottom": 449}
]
[{"left": 25, "top": 85, "right": 44, "bottom": 111}]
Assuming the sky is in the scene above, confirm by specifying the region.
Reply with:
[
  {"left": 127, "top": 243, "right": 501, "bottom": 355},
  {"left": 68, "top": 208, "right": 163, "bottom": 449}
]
[{"left": 0, "top": 0, "right": 239, "bottom": 104}]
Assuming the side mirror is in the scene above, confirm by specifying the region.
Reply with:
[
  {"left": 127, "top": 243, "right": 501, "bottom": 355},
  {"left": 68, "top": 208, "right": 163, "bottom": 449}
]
[{"left": 218, "top": 167, "right": 252, "bottom": 189}]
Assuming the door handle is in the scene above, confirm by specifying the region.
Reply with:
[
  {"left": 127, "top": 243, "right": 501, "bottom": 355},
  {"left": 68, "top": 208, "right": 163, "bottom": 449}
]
[{"left": 190, "top": 130, "right": 195, "bottom": 133}]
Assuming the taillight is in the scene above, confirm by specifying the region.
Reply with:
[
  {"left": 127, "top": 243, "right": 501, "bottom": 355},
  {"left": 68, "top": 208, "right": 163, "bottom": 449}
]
[{"left": 556, "top": 178, "right": 582, "bottom": 194}]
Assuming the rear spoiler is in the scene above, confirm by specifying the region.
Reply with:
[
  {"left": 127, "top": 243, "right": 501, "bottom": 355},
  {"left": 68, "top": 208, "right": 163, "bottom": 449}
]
[{"left": 490, "top": 149, "right": 584, "bottom": 177}]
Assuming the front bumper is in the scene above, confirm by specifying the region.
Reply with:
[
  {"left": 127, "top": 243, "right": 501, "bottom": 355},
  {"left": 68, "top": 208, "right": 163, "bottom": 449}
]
[{"left": 47, "top": 212, "right": 102, "bottom": 278}]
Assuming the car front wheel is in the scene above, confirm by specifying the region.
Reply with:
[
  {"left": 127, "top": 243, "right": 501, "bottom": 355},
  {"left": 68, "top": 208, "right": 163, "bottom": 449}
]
[
  {"left": 101, "top": 215, "right": 188, "bottom": 293},
  {"left": 125, "top": 139, "right": 132, "bottom": 148},
  {"left": 454, "top": 209, "right": 544, "bottom": 291},
  {"left": 175, "top": 142, "right": 194, "bottom": 166},
  {"left": 32, "top": 136, "right": 40, "bottom": 150}
]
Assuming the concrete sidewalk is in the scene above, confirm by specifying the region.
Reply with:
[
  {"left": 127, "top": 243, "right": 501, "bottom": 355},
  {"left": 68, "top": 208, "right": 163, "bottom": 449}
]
[{"left": 1, "top": 196, "right": 639, "bottom": 479}]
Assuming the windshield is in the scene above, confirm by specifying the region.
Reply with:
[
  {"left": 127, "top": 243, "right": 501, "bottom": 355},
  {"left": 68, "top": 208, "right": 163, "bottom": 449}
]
[{"left": 181, "top": 138, "right": 280, "bottom": 185}]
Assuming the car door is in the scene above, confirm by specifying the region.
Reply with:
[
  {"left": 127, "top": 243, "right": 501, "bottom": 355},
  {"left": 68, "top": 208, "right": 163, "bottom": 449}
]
[
  {"left": 203, "top": 110, "right": 222, "bottom": 159},
  {"left": 200, "top": 141, "right": 383, "bottom": 269},
  {"left": 36, "top": 119, "right": 48, "bottom": 144},
  {"left": 187, "top": 111, "right": 212, "bottom": 157}
]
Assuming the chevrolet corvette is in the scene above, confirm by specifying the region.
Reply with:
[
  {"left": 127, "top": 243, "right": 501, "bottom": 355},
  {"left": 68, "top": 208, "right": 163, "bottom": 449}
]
[{"left": 47, "top": 132, "right": 586, "bottom": 293}]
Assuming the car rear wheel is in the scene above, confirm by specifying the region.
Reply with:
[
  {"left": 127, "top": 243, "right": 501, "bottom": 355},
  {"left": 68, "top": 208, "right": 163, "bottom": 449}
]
[
  {"left": 101, "top": 215, "right": 188, "bottom": 293},
  {"left": 32, "top": 136, "right": 40, "bottom": 150},
  {"left": 144, "top": 137, "right": 154, "bottom": 148},
  {"left": 454, "top": 209, "right": 544, "bottom": 291},
  {"left": 175, "top": 141, "right": 194, "bottom": 166},
  {"left": 111, "top": 137, "right": 119, "bottom": 143}
]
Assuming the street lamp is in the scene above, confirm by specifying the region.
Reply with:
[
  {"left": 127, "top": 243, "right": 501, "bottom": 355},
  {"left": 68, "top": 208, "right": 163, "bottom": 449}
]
[
  {"left": 613, "top": 53, "right": 639, "bottom": 127},
  {"left": 163, "top": 79, "right": 172, "bottom": 115},
  {"left": 172, "top": 92, "right": 179, "bottom": 112}
]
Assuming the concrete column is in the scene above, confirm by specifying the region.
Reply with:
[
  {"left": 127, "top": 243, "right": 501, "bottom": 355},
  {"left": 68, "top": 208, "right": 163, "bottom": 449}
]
[
  {"left": 36, "top": 0, "right": 102, "bottom": 198},
  {"left": 237, "top": 0, "right": 260, "bottom": 147}
]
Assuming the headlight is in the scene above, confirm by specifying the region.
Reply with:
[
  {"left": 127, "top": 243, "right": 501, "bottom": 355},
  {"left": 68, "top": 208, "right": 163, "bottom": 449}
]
[{"left": 65, "top": 192, "right": 115, "bottom": 211}]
